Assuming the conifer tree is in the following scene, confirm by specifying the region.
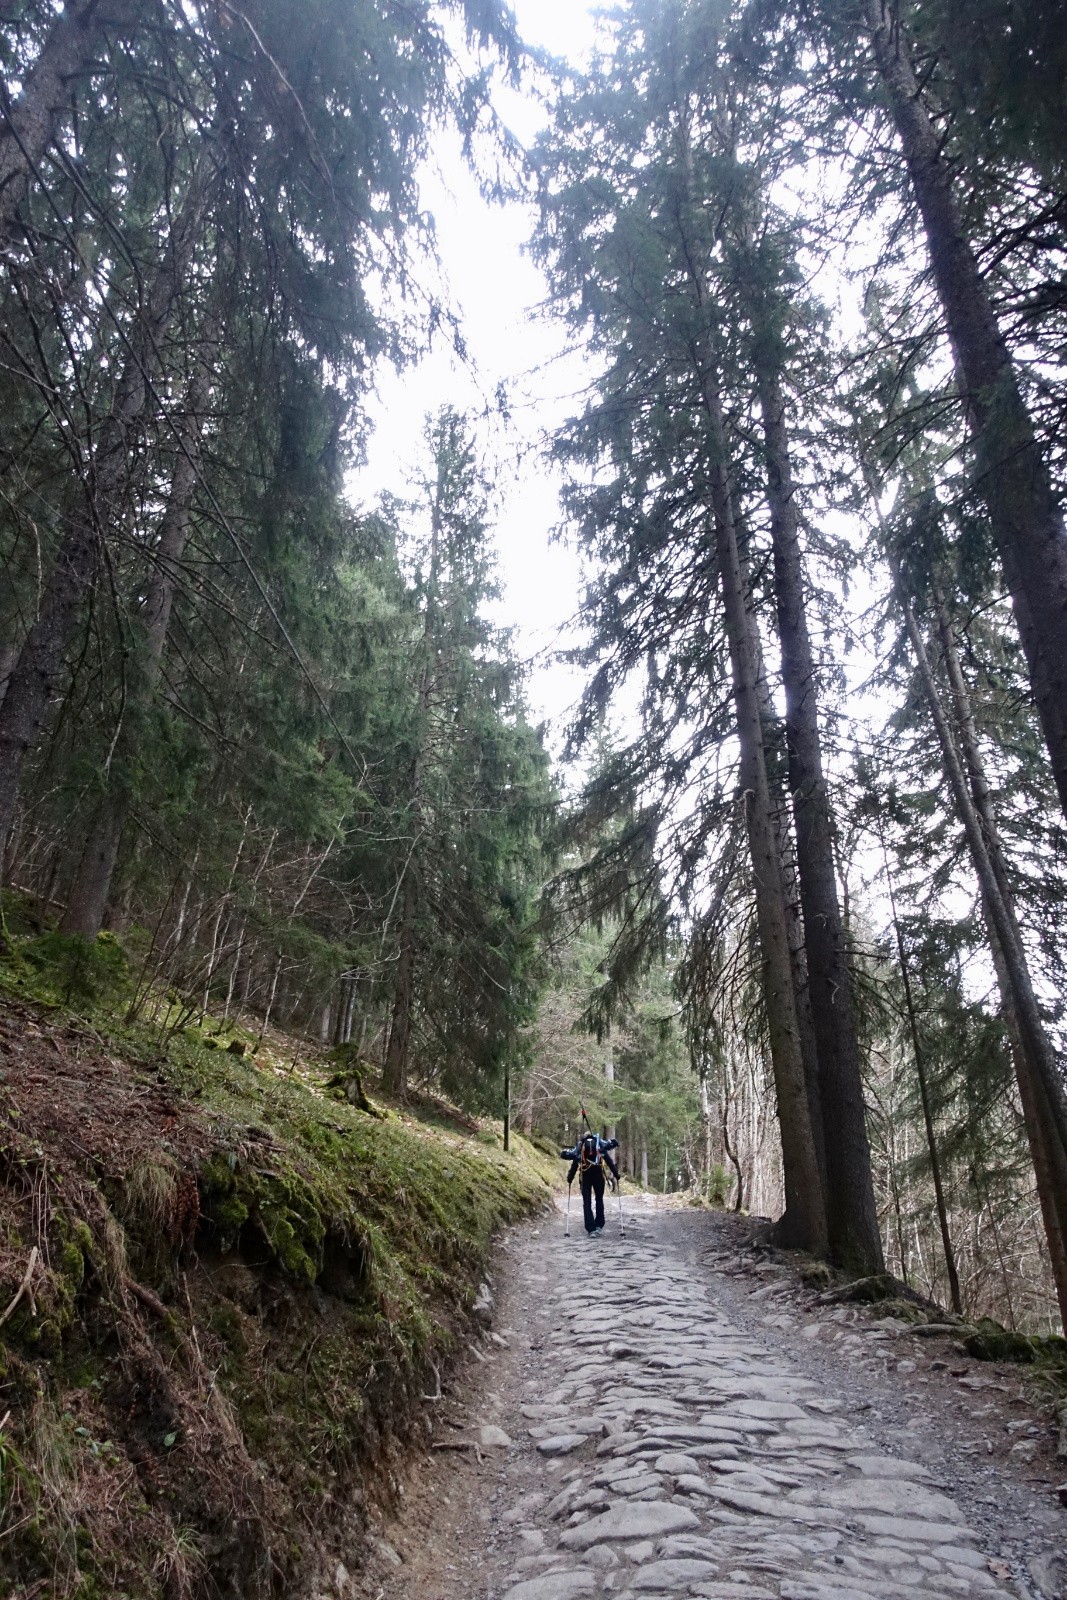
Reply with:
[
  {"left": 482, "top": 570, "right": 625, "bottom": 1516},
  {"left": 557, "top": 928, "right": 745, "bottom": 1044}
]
[
  {"left": 859, "top": 433, "right": 1067, "bottom": 1327},
  {"left": 533, "top": 0, "right": 891, "bottom": 1261},
  {"left": 786, "top": 0, "right": 1067, "bottom": 821},
  {"left": 381, "top": 409, "right": 550, "bottom": 1101},
  {"left": 0, "top": 0, "right": 522, "bottom": 869}
]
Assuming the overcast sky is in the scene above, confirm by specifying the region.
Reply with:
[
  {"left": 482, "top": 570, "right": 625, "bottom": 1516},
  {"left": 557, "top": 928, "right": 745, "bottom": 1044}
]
[{"left": 350, "top": 1, "right": 603, "bottom": 745}]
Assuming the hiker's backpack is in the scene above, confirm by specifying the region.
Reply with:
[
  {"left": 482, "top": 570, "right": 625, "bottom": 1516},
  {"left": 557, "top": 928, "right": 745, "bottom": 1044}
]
[{"left": 579, "top": 1134, "right": 603, "bottom": 1172}]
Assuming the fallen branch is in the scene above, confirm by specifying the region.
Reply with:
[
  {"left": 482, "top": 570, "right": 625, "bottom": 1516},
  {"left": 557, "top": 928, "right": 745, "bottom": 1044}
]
[
  {"left": 182, "top": 1273, "right": 203, "bottom": 1365},
  {"left": 127, "top": 1279, "right": 173, "bottom": 1323},
  {"left": 431, "top": 1438, "right": 484, "bottom": 1463},
  {"left": 0, "top": 1247, "right": 39, "bottom": 1328}
]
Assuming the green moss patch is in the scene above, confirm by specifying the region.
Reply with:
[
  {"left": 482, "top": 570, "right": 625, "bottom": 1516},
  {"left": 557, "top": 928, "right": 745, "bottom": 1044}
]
[
  {"left": 963, "top": 1318, "right": 1067, "bottom": 1374},
  {"left": 0, "top": 971, "right": 553, "bottom": 1599}
]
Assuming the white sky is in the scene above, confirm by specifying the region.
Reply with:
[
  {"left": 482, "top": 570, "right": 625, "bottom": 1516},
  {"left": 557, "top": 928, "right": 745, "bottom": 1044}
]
[{"left": 349, "top": 0, "right": 604, "bottom": 746}]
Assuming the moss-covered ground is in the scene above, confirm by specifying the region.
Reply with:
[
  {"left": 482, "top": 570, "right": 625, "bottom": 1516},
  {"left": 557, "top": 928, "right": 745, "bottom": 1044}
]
[{"left": 0, "top": 911, "right": 555, "bottom": 1598}]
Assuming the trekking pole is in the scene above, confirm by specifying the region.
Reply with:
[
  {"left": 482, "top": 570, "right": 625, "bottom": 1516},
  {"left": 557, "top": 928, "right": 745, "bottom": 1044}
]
[
  {"left": 565, "top": 1180, "right": 572, "bottom": 1237},
  {"left": 617, "top": 1176, "right": 625, "bottom": 1236}
]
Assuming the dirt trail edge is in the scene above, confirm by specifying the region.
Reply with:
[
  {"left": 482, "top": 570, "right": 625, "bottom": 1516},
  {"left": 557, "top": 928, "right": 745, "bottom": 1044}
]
[{"left": 355, "top": 1198, "right": 1066, "bottom": 1600}]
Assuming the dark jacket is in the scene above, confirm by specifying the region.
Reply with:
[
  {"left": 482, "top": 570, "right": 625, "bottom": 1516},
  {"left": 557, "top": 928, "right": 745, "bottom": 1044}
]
[{"left": 560, "top": 1133, "right": 619, "bottom": 1185}]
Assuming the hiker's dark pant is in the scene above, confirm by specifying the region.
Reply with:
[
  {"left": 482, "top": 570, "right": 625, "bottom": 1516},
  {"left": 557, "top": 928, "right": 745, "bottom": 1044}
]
[{"left": 581, "top": 1167, "right": 605, "bottom": 1232}]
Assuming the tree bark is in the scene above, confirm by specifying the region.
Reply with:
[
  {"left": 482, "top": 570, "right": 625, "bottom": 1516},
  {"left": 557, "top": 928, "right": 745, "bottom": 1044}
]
[
  {"left": 932, "top": 600, "right": 1067, "bottom": 1329},
  {"left": 866, "top": 0, "right": 1067, "bottom": 824},
  {"left": 0, "top": 0, "right": 106, "bottom": 240},
  {"left": 898, "top": 585, "right": 1067, "bottom": 1328},
  {"left": 755, "top": 357, "right": 884, "bottom": 1272},
  {"left": 382, "top": 875, "right": 416, "bottom": 1098},
  {"left": 722, "top": 1078, "right": 744, "bottom": 1212},
  {"left": 604, "top": 1033, "right": 616, "bottom": 1143},
  {"left": 0, "top": 643, "right": 18, "bottom": 709},
  {"left": 60, "top": 376, "right": 206, "bottom": 934},
  {"left": 668, "top": 103, "right": 826, "bottom": 1254},
  {"left": 703, "top": 376, "right": 827, "bottom": 1254},
  {"left": 881, "top": 832, "right": 963, "bottom": 1314},
  {"left": 0, "top": 509, "right": 96, "bottom": 870},
  {"left": 381, "top": 459, "right": 446, "bottom": 1098},
  {"left": 699, "top": 1068, "right": 713, "bottom": 1198},
  {"left": 753, "top": 604, "right": 827, "bottom": 1202},
  {"left": 901, "top": 593, "right": 1067, "bottom": 1145},
  {"left": 0, "top": 168, "right": 213, "bottom": 869}
]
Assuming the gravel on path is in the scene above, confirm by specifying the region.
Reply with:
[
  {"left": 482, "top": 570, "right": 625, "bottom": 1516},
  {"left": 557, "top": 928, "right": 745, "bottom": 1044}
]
[{"left": 352, "top": 1197, "right": 1066, "bottom": 1600}]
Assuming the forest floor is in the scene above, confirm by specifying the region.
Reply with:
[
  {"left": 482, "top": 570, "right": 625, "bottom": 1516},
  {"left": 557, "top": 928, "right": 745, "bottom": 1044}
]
[
  {"left": 0, "top": 984, "right": 556, "bottom": 1598},
  {"left": 352, "top": 1195, "right": 1067, "bottom": 1600}
]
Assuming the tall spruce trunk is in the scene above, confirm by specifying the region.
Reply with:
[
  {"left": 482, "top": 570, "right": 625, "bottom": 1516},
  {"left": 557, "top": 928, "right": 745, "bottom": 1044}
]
[
  {"left": 703, "top": 379, "right": 827, "bottom": 1254},
  {"left": 866, "top": 0, "right": 1067, "bottom": 823},
  {"left": 933, "top": 600, "right": 1067, "bottom": 1329},
  {"left": 0, "top": 510, "right": 98, "bottom": 869},
  {"left": 61, "top": 378, "right": 206, "bottom": 935},
  {"left": 381, "top": 459, "right": 444, "bottom": 1098},
  {"left": 0, "top": 169, "right": 212, "bottom": 869},
  {"left": 699, "top": 1070, "right": 713, "bottom": 1197},
  {"left": 881, "top": 833, "right": 963, "bottom": 1314},
  {"left": 604, "top": 1034, "right": 616, "bottom": 1143},
  {"left": 898, "top": 585, "right": 1067, "bottom": 1328},
  {"left": 0, "top": 643, "right": 18, "bottom": 709},
  {"left": 752, "top": 605, "right": 828, "bottom": 1199},
  {"left": 668, "top": 107, "right": 825, "bottom": 1252},
  {"left": 0, "top": 0, "right": 106, "bottom": 238},
  {"left": 382, "top": 875, "right": 416, "bottom": 1098},
  {"left": 721, "top": 1063, "right": 745, "bottom": 1212},
  {"left": 755, "top": 358, "right": 884, "bottom": 1272},
  {"left": 900, "top": 592, "right": 1067, "bottom": 1144}
]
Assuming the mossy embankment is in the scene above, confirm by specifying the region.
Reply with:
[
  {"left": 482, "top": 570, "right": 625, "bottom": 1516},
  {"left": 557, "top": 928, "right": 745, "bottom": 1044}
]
[{"left": 0, "top": 918, "right": 556, "bottom": 1599}]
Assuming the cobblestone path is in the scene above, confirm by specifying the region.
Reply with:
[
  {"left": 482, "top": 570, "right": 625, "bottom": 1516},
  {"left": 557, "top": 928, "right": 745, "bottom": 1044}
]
[{"left": 491, "top": 1205, "right": 1017, "bottom": 1600}]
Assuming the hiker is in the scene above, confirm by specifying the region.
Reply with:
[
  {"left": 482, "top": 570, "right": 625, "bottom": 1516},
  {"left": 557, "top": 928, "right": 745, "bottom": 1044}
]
[{"left": 561, "top": 1127, "right": 620, "bottom": 1235}]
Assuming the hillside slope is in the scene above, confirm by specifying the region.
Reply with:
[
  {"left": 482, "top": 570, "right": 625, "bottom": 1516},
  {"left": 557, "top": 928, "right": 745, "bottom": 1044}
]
[{"left": 0, "top": 955, "right": 554, "bottom": 1599}]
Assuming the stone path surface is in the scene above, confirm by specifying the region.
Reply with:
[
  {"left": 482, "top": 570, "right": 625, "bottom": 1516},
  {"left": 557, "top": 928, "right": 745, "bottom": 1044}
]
[
  {"left": 363, "top": 1200, "right": 1065, "bottom": 1600},
  {"left": 497, "top": 1217, "right": 1013, "bottom": 1600}
]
